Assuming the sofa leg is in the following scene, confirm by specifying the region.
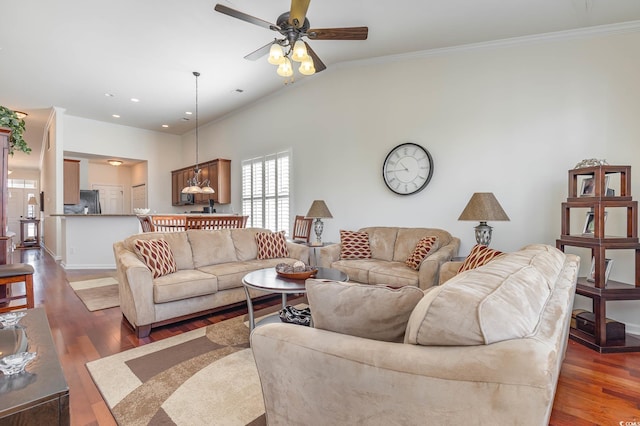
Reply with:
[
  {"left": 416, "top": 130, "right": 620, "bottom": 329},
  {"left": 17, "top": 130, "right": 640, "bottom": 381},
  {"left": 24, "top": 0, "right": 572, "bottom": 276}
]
[{"left": 136, "top": 324, "right": 152, "bottom": 338}]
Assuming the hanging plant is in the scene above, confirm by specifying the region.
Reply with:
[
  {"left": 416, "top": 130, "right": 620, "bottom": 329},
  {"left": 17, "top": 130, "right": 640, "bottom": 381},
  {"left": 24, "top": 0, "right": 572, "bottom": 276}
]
[{"left": 0, "top": 106, "right": 31, "bottom": 155}]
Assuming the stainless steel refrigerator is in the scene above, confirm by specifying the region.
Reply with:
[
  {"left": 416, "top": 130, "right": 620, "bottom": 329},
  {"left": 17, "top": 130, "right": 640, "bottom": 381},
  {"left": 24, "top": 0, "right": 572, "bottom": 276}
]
[{"left": 63, "top": 190, "right": 101, "bottom": 214}]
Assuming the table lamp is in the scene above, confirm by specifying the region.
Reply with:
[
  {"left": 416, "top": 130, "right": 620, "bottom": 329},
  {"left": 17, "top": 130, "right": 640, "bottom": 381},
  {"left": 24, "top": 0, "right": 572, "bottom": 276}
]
[
  {"left": 27, "top": 196, "right": 38, "bottom": 219},
  {"left": 305, "top": 200, "right": 333, "bottom": 246},
  {"left": 458, "top": 192, "right": 509, "bottom": 246}
]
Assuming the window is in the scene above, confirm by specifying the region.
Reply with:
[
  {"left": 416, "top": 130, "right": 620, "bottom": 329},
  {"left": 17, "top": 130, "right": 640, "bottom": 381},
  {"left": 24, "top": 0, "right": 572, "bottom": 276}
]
[{"left": 242, "top": 150, "right": 290, "bottom": 235}]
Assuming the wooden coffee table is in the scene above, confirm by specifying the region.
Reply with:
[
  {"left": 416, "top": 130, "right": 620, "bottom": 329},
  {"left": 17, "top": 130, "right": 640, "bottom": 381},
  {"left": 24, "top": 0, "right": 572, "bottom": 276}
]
[{"left": 243, "top": 267, "right": 348, "bottom": 331}]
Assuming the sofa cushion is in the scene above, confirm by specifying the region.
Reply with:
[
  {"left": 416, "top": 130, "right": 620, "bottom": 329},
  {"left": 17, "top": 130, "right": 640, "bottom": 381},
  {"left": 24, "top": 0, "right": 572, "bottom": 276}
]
[
  {"left": 458, "top": 244, "right": 504, "bottom": 273},
  {"left": 405, "top": 245, "right": 564, "bottom": 346},
  {"left": 307, "top": 279, "right": 424, "bottom": 342},
  {"left": 153, "top": 269, "right": 218, "bottom": 303},
  {"left": 231, "top": 228, "right": 265, "bottom": 261},
  {"left": 369, "top": 262, "right": 419, "bottom": 287},
  {"left": 360, "top": 227, "right": 397, "bottom": 261},
  {"left": 340, "top": 230, "right": 372, "bottom": 259},
  {"left": 134, "top": 238, "right": 178, "bottom": 278},
  {"left": 405, "top": 236, "right": 439, "bottom": 270},
  {"left": 256, "top": 231, "right": 290, "bottom": 259},
  {"left": 187, "top": 229, "right": 238, "bottom": 268},
  {"left": 125, "top": 232, "right": 194, "bottom": 270}
]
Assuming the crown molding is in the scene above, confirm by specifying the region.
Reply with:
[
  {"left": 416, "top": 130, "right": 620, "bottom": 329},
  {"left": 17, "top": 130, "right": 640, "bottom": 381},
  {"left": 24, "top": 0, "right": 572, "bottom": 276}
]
[{"left": 344, "top": 19, "right": 640, "bottom": 69}]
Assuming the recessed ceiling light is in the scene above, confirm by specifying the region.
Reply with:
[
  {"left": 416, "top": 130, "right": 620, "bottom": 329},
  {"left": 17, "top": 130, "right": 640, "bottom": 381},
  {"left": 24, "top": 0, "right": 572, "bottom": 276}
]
[
  {"left": 162, "top": 124, "right": 169, "bottom": 128},
  {"left": 130, "top": 98, "right": 140, "bottom": 103},
  {"left": 181, "top": 117, "right": 190, "bottom": 121},
  {"left": 112, "top": 114, "right": 120, "bottom": 118},
  {"left": 235, "top": 89, "right": 244, "bottom": 93},
  {"left": 185, "top": 111, "right": 193, "bottom": 115},
  {"left": 108, "top": 160, "right": 123, "bottom": 166},
  {"left": 105, "top": 93, "right": 114, "bottom": 97}
]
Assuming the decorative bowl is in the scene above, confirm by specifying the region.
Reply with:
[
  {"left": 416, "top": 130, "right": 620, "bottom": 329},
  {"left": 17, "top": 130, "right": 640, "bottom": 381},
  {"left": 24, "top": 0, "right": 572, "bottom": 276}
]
[
  {"left": 0, "top": 311, "right": 27, "bottom": 328},
  {"left": 0, "top": 352, "right": 37, "bottom": 375},
  {"left": 276, "top": 269, "right": 318, "bottom": 279},
  {"left": 275, "top": 262, "right": 317, "bottom": 279},
  {"left": 134, "top": 208, "right": 151, "bottom": 215}
]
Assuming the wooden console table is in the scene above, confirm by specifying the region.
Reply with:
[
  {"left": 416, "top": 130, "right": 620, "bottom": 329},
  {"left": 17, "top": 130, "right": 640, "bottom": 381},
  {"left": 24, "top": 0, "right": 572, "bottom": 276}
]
[
  {"left": 18, "top": 219, "right": 40, "bottom": 249},
  {"left": 0, "top": 308, "right": 69, "bottom": 424}
]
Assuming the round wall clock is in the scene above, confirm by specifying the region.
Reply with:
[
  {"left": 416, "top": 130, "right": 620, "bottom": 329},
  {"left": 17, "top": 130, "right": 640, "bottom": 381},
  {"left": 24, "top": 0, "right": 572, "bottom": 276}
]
[{"left": 382, "top": 143, "right": 434, "bottom": 195}]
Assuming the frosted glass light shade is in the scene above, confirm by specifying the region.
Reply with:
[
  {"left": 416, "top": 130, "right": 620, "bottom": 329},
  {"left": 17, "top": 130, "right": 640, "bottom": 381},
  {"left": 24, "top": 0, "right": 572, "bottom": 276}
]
[
  {"left": 299, "top": 57, "right": 315, "bottom": 75},
  {"left": 268, "top": 44, "right": 285, "bottom": 65},
  {"left": 291, "top": 40, "right": 308, "bottom": 62},
  {"left": 277, "top": 58, "right": 293, "bottom": 77}
]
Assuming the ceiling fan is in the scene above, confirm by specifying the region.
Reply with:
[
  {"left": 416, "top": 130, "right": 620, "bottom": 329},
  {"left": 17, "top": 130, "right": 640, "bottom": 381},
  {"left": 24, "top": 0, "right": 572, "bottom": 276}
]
[{"left": 214, "top": 0, "right": 368, "bottom": 78}]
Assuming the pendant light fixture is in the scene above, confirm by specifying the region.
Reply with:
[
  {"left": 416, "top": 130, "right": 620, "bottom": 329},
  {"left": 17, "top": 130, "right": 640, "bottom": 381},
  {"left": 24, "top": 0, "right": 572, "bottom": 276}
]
[{"left": 182, "top": 71, "right": 214, "bottom": 195}]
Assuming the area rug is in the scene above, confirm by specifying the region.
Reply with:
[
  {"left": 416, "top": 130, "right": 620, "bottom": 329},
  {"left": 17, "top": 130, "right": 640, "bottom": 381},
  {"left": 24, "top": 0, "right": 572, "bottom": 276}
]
[
  {"left": 87, "top": 315, "right": 267, "bottom": 426},
  {"left": 69, "top": 277, "right": 119, "bottom": 311}
]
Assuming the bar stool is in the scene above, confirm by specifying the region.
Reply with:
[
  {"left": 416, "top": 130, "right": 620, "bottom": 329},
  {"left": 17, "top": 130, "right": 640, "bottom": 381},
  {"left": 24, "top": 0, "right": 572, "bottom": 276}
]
[{"left": 0, "top": 263, "right": 35, "bottom": 313}]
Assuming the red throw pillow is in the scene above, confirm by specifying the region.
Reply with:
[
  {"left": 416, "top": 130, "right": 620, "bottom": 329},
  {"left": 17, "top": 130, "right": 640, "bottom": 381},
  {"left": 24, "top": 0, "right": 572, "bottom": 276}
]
[
  {"left": 457, "top": 244, "right": 505, "bottom": 273},
  {"left": 134, "top": 238, "right": 178, "bottom": 278},
  {"left": 405, "top": 236, "right": 438, "bottom": 270},
  {"left": 340, "top": 230, "right": 372, "bottom": 260},
  {"left": 255, "top": 231, "right": 290, "bottom": 259}
]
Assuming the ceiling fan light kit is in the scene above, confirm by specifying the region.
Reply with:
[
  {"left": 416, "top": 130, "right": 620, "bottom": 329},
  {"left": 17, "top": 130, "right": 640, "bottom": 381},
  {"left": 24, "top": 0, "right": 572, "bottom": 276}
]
[{"left": 215, "top": 0, "right": 367, "bottom": 80}]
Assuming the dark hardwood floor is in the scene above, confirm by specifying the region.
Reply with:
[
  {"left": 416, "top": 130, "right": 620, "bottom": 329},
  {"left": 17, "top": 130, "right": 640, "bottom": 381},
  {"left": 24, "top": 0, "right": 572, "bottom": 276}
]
[{"left": 11, "top": 248, "right": 640, "bottom": 425}]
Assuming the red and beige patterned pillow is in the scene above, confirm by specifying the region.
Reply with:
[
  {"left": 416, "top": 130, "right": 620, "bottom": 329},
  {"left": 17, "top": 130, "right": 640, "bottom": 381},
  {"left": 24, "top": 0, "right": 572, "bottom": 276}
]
[
  {"left": 457, "top": 244, "right": 505, "bottom": 273},
  {"left": 405, "top": 236, "right": 439, "bottom": 270},
  {"left": 340, "top": 230, "right": 372, "bottom": 260},
  {"left": 134, "top": 238, "right": 178, "bottom": 278},
  {"left": 255, "top": 231, "right": 290, "bottom": 259}
]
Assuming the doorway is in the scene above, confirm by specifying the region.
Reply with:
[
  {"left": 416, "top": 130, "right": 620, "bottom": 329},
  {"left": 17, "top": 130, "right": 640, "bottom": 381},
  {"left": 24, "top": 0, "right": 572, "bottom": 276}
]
[{"left": 92, "top": 184, "right": 124, "bottom": 214}]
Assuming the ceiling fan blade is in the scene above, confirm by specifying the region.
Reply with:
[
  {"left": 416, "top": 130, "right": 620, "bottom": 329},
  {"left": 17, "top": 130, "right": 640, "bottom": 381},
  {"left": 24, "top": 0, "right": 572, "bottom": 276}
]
[
  {"left": 304, "top": 42, "right": 326, "bottom": 73},
  {"left": 307, "top": 27, "right": 368, "bottom": 40},
  {"left": 244, "top": 42, "right": 274, "bottom": 61},
  {"left": 214, "top": 4, "right": 278, "bottom": 31},
  {"left": 289, "top": 0, "right": 311, "bottom": 28}
]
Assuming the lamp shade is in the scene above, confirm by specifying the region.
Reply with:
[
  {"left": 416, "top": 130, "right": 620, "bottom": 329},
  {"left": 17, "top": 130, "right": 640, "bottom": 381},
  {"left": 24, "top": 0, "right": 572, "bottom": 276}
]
[
  {"left": 458, "top": 193, "right": 509, "bottom": 221},
  {"left": 28, "top": 196, "right": 38, "bottom": 205},
  {"left": 306, "top": 200, "right": 333, "bottom": 219}
]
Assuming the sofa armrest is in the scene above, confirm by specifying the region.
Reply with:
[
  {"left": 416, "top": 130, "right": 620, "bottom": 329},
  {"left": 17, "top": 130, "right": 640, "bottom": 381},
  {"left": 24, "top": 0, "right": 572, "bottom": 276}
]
[
  {"left": 438, "top": 260, "right": 464, "bottom": 284},
  {"left": 251, "top": 323, "right": 554, "bottom": 426},
  {"left": 285, "top": 241, "right": 310, "bottom": 264},
  {"left": 113, "top": 242, "right": 156, "bottom": 328},
  {"left": 318, "top": 243, "right": 341, "bottom": 268},
  {"left": 417, "top": 237, "right": 460, "bottom": 289}
]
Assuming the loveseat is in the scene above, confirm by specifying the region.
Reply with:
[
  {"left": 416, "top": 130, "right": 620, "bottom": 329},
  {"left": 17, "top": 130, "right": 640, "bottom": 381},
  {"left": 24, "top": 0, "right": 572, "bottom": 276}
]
[
  {"left": 251, "top": 244, "right": 579, "bottom": 425},
  {"left": 113, "top": 228, "right": 309, "bottom": 337},
  {"left": 318, "top": 227, "right": 460, "bottom": 289}
]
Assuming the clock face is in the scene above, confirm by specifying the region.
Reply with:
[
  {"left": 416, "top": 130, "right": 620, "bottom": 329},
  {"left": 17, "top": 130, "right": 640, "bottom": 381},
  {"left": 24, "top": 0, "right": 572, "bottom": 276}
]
[{"left": 382, "top": 143, "right": 434, "bottom": 195}]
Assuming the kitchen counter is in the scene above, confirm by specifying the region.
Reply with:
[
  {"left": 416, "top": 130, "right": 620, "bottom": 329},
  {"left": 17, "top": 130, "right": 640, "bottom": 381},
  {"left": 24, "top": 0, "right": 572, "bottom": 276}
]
[{"left": 56, "top": 214, "right": 140, "bottom": 269}]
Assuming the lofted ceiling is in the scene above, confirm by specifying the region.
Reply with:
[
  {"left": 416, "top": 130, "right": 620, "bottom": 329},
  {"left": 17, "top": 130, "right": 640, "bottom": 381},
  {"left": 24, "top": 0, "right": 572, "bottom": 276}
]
[{"left": 2, "top": 0, "right": 640, "bottom": 170}]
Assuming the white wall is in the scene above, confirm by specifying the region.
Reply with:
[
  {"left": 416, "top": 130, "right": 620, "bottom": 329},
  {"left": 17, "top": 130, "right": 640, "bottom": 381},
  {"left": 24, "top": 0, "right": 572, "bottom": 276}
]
[
  {"left": 62, "top": 115, "right": 184, "bottom": 212},
  {"left": 186, "top": 29, "right": 640, "bottom": 330}
]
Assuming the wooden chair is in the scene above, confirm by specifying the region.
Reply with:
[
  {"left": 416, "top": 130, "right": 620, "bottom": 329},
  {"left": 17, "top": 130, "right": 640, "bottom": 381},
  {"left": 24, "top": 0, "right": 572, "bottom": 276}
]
[
  {"left": 185, "top": 215, "right": 249, "bottom": 230},
  {"left": 151, "top": 216, "right": 186, "bottom": 232},
  {"left": 138, "top": 215, "right": 155, "bottom": 232},
  {"left": 0, "top": 263, "right": 35, "bottom": 313},
  {"left": 292, "top": 215, "right": 313, "bottom": 243}
]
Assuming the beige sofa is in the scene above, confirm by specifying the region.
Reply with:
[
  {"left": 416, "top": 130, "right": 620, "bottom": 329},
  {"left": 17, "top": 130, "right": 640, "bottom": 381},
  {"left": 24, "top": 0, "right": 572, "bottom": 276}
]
[
  {"left": 252, "top": 244, "right": 579, "bottom": 425},
  {"left": 318, "top": 227, "right": 460, "bottom": 289},
  {"left": 113, "top": 228, "right": 309, "bottom": 337}
]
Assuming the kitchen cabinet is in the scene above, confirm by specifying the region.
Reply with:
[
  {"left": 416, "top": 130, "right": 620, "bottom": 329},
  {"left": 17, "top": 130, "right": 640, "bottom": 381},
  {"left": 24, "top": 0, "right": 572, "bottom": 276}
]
[
  {"left": 171, "top": 158, "right": 231, "bottom": 205},
  {"left": 63, "top": 159, "right": 80, "bottom": 205}
]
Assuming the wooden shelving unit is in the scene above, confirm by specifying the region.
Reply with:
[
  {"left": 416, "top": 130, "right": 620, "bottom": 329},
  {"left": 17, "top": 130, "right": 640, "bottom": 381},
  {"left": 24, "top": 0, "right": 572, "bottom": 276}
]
[{"left": 556, "top": 165, "right": 640, "bottom": 353}]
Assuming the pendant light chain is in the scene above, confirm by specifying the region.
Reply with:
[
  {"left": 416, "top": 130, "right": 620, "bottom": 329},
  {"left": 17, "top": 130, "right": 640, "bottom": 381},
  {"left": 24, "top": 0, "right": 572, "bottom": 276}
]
[{"left": 194, "top": 71, "right": 200, "bottom": 172}]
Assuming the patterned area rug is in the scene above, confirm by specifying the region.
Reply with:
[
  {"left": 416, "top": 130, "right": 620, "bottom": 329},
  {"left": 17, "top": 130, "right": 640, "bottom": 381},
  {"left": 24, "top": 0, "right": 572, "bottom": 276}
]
[
  {"left": 87, "top": 315, "right": 267, "bottom": 426},
  {"left": 69, "top": 277, "right": 119, "bottom": 311}
]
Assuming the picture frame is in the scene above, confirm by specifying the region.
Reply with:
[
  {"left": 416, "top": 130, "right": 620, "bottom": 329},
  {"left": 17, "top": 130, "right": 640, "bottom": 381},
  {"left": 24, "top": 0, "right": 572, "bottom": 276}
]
[
  {"left": 586, "top": 257, "right": 613, "bottom": 283},
  {"left": 582, "top": 211, "right": 607, "bottom": 235},
  {"left": 580, "top": 176, "right": 610, "bottom": 197}
]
